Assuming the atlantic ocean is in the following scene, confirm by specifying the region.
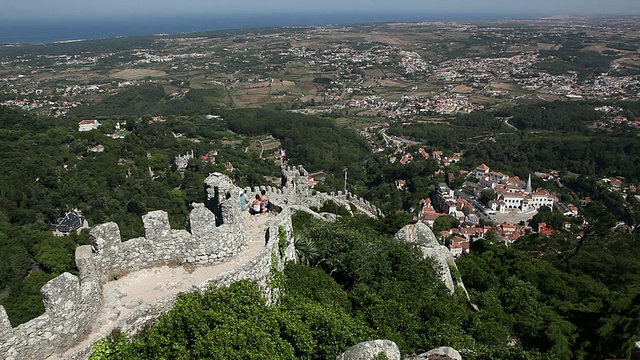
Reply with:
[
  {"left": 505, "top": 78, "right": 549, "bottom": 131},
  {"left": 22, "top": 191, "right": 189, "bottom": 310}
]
[{"left": 0, "top": 11, "right": 544, "bottom": 44}]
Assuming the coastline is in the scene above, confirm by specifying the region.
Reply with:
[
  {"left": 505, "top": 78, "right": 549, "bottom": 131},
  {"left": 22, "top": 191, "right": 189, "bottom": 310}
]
[{"left": 0, "top": 11, "right": 547, "bottom": 45}]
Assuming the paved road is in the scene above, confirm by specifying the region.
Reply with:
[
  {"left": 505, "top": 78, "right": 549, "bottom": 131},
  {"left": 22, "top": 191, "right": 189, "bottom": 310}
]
[{"left": 454, "top": 189, "right": 497, "bottom": 223}]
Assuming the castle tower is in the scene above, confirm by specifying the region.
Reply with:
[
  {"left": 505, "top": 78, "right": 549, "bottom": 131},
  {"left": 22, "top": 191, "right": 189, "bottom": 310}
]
[
  {"left": 525, "top": 174, "right": 532, "bottom": 194},
  {"left": 281, "top": 165, "right": 309, "bottom": 197}
]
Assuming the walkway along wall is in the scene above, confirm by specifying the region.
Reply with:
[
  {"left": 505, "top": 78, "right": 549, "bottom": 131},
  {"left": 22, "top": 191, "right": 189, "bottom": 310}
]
[
  {"left": 0, "top": 172, "right": 296, "bottom": 360},
  {"left": 0, "top": 165, "right": 375, "bottom": 359}
]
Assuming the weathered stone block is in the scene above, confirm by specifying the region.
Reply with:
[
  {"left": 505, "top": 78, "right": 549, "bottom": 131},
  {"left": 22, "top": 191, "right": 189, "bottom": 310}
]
[
  {"left": 41, "top": 273, "right": 80, "bottom": 317},
  {"left": 190, "top": 203, "right": 217, "bottom": 240},
  {"left": 75, "top": 245, "right": 95, "bottom": 282},
  {"left": 336, "top": 339, "right": 400, "bottom": 360},
  {"left": 90, "top": 222, "right": 121, "bottom": 255},
  {"left": 221, "top": 199, "right": 243, "bottom": 227},
  {"left": 143, "top": 211, "right": 171, "bottom": 240},
  {"left": 0, "top": 305, "right": 13, "bottom": 337}
]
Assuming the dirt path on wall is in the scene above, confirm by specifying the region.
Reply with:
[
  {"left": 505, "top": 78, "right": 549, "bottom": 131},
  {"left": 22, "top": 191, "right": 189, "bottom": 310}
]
[{"left": 51, "top": 211, "right": 274, "bottom": 360}]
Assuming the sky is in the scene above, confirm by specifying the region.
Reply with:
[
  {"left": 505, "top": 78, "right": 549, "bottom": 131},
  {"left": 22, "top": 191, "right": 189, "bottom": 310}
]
[{"left": 3, "top": 0, "right": 640, "bottom": 21}]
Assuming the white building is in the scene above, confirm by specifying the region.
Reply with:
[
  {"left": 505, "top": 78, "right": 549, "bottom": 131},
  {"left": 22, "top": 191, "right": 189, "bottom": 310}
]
[
  {"left": 489, "top": 171, "right": 509, "bottom": 184},
  {"left": 433, "top": 183, "right": 457, "bottom": 215},
  {"left": 490, "top": 188, "right": 557, "bottom": 213},
  {"left": 78, "top": 119, "right": 100, "bottom": 132},
  {"left": 528, "top": 190, "right": 556, "bottom": 210},
  {"left": 474, "top": 163, "right": 490, "bottom": 179}
]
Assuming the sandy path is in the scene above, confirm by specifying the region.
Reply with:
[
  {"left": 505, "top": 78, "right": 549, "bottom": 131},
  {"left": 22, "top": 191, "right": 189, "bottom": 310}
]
[{"left": 51, "top": 211, "right": 274, "bottom": 359}]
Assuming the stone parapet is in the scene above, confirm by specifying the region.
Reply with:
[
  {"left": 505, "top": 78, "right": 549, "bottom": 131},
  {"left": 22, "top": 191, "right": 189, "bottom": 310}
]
[
  {"left": 0, "top": 173, "right": 250, "bottom": 359},
  {"left": 0, "top": 274, "right": 102, "bottom": 360},
  {"left": 0, "top": 165, "right": 378, "bottom": 360}
]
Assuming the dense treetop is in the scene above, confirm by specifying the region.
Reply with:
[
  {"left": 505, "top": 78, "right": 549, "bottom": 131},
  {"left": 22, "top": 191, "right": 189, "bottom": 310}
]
[
  {"left": 0, "top": 97, "right": 370, "bottom": 325},
  {"left": 1, "top": 81, "right": 639, "bottom": 359}
]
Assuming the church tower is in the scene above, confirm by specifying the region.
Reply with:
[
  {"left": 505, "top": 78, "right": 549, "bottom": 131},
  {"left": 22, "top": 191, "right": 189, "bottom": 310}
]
[{"left": 525, "top": 173, "right": 532, "bottom": 194}]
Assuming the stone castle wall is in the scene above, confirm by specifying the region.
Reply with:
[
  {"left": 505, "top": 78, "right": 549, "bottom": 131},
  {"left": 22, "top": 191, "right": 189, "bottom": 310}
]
[
  {"left": 85, "top": 205, "right": 245, "bottom": 284},
  {"left": 0, "top": 273, "right": 102, "bottom": 360},
  {"left": 279, "top": 165, "right": 382, "bottom": 217},
  {"left": 0, "top": 170, "right": 297, "bottom": 360},
  {"left": 0, "top": 165, "right": 374, "bottom": 360},
  {"left": 65, "top": 207, "right": 297, "bottom": 360},
  {"left": 192, "top": 206, "right": 296, "bottom": 301}
]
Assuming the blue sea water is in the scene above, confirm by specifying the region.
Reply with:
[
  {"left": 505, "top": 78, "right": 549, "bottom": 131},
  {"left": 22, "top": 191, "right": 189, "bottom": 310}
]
[{"left": 0, "top": 12, "right": 544, "bottom": 44}]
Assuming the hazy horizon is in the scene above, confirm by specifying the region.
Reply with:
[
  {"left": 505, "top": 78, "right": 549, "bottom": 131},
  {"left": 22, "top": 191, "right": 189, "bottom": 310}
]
[
  {"left": 2, "top": 8, "right": 639, "bottom": 44},
  {"left": 3, "top": 0, "right": 640, "bottom": 22},
  {"left": 0, "top": 11, "right": 553, "bottom": 44}
]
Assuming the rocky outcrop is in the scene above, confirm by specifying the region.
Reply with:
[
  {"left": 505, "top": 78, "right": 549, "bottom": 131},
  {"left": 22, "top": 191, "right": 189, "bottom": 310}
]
[
  {"left": 336, "top": 339, "right": 401, "bottom": 360},
  {"left": 336, "top": 341, "right": 464, "bottom": 360},
  {"left": 394, "top": 222, "right": 464, "bottom": 294},
  {"left": 408, "top": 346, "right": 462, "bottom": 360}
]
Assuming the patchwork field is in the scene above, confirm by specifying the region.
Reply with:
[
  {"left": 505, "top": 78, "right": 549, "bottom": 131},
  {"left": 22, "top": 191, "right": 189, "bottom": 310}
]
[{"left": 111, "top": 69, "right": 167, "bottom": 80}]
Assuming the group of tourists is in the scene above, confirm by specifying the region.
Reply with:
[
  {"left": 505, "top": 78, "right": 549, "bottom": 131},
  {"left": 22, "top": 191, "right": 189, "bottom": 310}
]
[{"left": 239, "top": 189, "right": 269, "bottom": 215}]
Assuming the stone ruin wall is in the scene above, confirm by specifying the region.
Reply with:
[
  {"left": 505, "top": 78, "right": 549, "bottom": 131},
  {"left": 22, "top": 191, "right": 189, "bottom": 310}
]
[
  {"left": 192, "top": 207, "right": 296, "bottom": 302},
  {"left": 329, "top": 190, "right": 383, "bottom": 218},
  {"left": 66, "top": 208, "right": 296, "bottom": 360},
  {"left": 64, "top": 207, "right": 297, "bottom": 360},
  {"left": 0, "top": 165, "right": 373, "bottom": 360},
  {"left": 0, "top": 172, "right": 296, "bottom": 360},
  {"left": 279, "top": 165, "right": 382, "bottom": 217},
  {"left": 0, "top": 272, "right": 102, "bottom": 360},
  {"left": 84, "top": 204, "right": 245, "bottom": 284}
]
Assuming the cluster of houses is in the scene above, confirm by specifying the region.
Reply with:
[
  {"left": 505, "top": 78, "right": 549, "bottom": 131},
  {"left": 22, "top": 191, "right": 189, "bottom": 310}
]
[
  {"left": 382, "top": 134, "right": 457, "bottom": 169},
  {"left": 473, "top": 164, "right": 557, "bottom": 214},
  {"left": 602, "top": 176, "right": 638, "bottom": 194},
  {"left": 588, "top": 114, "right": 640, "bottom": 130},
  {"left": 418, "top": 196, "right": 536, "bottom": 257},
  {"left": 429, "top": 163, "right": 558, "bottom": 220},
  {"left": 418, "top": 193, "right": 485, "bottom": 258},
  {"left": 415, "top": 163, "right": 565, "bottom": 257}
]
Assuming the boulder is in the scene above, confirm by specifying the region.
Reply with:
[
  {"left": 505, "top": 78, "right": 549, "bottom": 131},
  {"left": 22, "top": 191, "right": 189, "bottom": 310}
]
[
  {"left": 336, "top": 339, "right": 401, "bottom": 360},
  {"left": 395, "top": 221, "right": 441, "bottom": 247},
  {"left": 395, "top": 222, "right": 456, "bottom": 293},
  {"left": 406, "top": 346, "right": 462, "bottom": 360}
]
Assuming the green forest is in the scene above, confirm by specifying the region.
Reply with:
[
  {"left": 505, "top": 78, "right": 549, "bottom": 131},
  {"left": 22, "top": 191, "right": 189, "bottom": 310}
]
[
  {"left": 1, "top": 84, "right": 640, "bottom": 359},
  {"left": 0, "top": 97, "right": 369, "bottom": 326},
  {"left": 392, "top": 101, "right": 640, "bottom": 181},
  {"left": 90, "top": 213, "right": 640, "bottom": 359}
]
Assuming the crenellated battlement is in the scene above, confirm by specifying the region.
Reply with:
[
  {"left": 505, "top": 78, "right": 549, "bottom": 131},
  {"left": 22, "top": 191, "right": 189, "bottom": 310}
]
[{"left": 0, "top": 165, "right": 380, "bottom": 360}]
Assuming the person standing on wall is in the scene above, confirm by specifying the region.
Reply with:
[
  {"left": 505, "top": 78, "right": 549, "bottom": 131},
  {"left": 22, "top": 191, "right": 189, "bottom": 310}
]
[{"left": 260, "top": 190, "right": 269, "bottom": 213}]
